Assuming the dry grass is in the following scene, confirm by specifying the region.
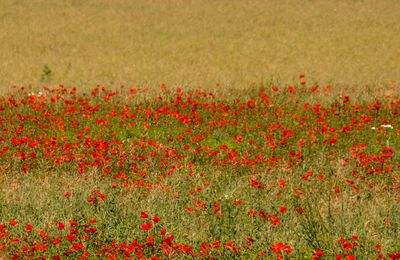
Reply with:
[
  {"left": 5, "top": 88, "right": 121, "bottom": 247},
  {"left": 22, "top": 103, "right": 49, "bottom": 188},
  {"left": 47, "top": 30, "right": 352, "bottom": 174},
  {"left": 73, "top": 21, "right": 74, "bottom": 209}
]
[
  {"left": 0, "top": 84, "right": 399, "bottom": 257},
  {"left": 0, "top": 0, "right": 399, "bottom": 91}
]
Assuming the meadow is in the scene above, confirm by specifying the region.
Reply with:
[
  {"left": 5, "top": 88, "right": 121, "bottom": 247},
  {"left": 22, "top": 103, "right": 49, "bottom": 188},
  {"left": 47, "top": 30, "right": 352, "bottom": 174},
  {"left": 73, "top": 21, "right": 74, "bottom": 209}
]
[
  {"left": 0, "top": 82, "right": 399, "bottom": 259},
  {"left": 0, "top": 0, "right": 400, "bottom": 259}
]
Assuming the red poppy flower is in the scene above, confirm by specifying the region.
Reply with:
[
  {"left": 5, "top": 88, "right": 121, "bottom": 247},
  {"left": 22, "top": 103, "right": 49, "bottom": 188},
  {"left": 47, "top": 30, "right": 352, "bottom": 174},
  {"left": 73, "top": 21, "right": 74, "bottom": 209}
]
[
  {"left": 26, "top": 224, "right": 33, "bottom": 232},
  {"left": 52, "top": 237, "right": 62, "bottom": 245},
  {"left": 141, "top": 222, "right": 152, "bottom": 231},
  {"left": 315, "top": 249, "right": 325, "bottom": 257},
  {"left": 146, "top": 236, "right": 155, "bottom": 246},
  {"left": 66, "top": 234, "right": 77, "bottom": 242},
  {"left": 58, "top": 222, "right": 65, "bottom": 230},
  {"left": 72, "top": 243, "right": 84, "bottom": 251}
]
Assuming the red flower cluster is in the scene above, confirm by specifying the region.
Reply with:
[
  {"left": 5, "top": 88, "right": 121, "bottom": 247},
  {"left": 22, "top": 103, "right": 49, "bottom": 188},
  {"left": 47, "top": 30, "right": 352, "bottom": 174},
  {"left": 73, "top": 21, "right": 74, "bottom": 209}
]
[{"left": 0, "top": 84, "right": 398, "bottom": 258}]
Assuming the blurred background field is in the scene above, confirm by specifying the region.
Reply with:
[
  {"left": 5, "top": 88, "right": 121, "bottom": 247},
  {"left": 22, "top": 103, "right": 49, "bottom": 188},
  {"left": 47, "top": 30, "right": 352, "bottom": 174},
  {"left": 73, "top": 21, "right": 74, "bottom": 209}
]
[{"left": 0, "top": 0, "right": 399, "bottom": 91}]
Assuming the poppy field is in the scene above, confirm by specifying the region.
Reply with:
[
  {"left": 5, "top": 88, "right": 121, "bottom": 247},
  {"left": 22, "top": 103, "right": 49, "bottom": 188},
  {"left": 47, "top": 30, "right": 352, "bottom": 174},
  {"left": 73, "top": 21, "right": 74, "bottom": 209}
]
[{"left": 0, "top": 80, "right": 399, "bottom": 259}]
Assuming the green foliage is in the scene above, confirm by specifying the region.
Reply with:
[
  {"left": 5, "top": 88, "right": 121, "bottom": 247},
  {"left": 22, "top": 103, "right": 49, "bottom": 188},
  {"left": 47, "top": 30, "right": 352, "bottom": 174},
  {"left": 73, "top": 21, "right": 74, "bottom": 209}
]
[
  {"left": 0, "top": 84, "right": 399, "bottom": 258},
  {"left": 40, "top": 64, "right": 53, "bottom": 82}
]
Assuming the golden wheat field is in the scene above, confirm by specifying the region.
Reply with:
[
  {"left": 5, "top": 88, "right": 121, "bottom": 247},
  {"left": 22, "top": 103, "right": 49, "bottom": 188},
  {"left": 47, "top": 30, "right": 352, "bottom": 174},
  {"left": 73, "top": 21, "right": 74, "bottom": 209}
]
[{"left": 0, "top": 0, "right": 399, "bottom": 91}]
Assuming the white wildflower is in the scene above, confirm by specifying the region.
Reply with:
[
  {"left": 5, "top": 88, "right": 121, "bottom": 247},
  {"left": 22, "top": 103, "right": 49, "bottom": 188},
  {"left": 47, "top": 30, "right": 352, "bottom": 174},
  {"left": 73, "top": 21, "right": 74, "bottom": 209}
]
[
  {"left": 381, "top": 124, "right": 393, "bottom": 129},
  {"left": 28, "top": 92, "right": 45, "bottom": 97}
]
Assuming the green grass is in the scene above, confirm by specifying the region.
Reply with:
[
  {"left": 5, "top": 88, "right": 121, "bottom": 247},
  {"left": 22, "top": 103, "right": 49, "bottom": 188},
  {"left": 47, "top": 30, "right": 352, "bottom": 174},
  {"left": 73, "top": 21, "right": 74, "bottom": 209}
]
[{"left": 0, "top": 84, "right": 399, "bottom": 258}]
